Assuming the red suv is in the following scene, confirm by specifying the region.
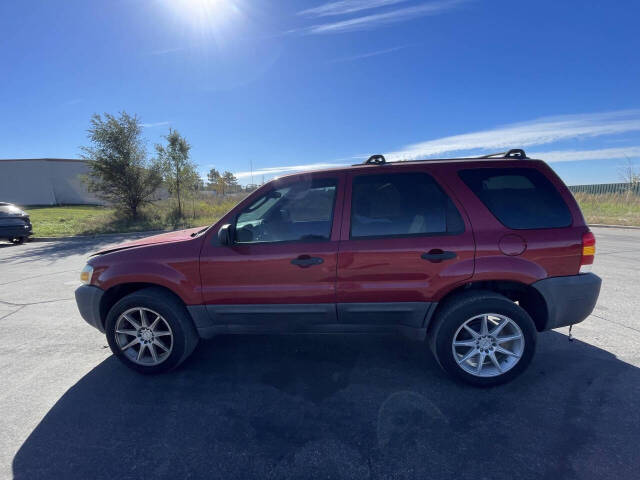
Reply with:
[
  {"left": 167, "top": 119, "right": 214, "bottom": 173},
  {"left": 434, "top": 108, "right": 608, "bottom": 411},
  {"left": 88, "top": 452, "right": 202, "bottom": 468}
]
[{"left": 75, "top": 149, "right": 601, "bottom": 386}]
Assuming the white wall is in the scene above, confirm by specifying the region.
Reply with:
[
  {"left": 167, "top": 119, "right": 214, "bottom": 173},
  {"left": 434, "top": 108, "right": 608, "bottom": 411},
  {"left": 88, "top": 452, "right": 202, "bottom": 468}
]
[{"left": 0, "top": 159, "right": 101, "bottom": 206}]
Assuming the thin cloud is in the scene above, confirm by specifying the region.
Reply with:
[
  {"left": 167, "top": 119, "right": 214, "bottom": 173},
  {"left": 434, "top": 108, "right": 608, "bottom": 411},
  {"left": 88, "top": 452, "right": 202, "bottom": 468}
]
[
  {"left": 234, "top": 159, "right": 364, "bottom": 180},
  {"left": 386, "top": 110, "right": 640, "bottom": 160},
  {"left": 531, "top": 146, "right": 640, "bottom": 163},
  {"left": 301, "top": 0, "right": 469, "bottom": 35},
  {"left": 141, "top": 121, "right": 171, "bottom": 128},
  {"left": 328, "top": 44, "right": 412, "bottom": 63},
  {"left": 234, "top": 146, "right": 640, "bottom": 181},
  {"left": 298, "top": 0, "right": 408, "bottom": 18},
  {"left": 232, "top": 111, "right": 640, "bottom": 183}
]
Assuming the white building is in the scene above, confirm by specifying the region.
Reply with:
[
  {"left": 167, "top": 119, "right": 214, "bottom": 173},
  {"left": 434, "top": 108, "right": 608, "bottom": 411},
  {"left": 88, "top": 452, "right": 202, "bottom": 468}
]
[{"left": 0, "top": 158, "right": 100, "bottom": 206}]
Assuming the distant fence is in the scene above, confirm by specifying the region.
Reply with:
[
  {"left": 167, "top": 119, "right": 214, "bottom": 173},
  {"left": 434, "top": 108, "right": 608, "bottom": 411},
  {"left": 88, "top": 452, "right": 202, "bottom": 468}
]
[{"left": 568, "top": 182, "right": 640, "bottom": 196}]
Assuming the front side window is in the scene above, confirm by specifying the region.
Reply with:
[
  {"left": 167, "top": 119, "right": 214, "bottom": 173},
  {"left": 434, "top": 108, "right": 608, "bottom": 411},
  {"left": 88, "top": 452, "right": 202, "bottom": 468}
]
[
  {"left": 350, "top": 172, "right": 464, "bottom": 239},
  {"left": 235, "top": 178, "right": 337, "bottom": 244},
  {"left": 459, "top": 168, "right": 572, "bottom": 229}
]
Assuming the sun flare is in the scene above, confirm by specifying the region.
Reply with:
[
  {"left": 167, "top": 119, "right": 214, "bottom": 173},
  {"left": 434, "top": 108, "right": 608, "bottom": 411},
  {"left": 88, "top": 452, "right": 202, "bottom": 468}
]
[
  {"left": 165, "top": 0, "right": 240, "bottom": 41},
  {"left": 174, "top": 0, "right": 224, "bottom": 17}
]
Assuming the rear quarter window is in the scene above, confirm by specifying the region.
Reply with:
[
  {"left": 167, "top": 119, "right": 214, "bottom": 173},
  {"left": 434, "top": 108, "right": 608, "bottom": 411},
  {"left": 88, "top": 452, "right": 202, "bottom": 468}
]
[{"left": 459, "top": 168, "right": 572, "bottom": 229}]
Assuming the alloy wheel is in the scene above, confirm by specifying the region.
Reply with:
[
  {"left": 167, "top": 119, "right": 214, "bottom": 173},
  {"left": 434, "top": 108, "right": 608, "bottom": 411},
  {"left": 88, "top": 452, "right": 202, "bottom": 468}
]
[
  {"left": 451, "top": 313, "right": 525, "bottom": 378},
  {"left": 114, "top": 307, "right": 174, "bottom": 366}
]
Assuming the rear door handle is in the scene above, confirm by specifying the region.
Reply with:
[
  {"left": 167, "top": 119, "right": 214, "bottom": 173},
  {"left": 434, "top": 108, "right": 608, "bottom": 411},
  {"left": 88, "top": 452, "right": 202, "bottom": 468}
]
[
  {"left": 291, "top": 256, "right": 324, "bottom": 268},
  {"left": 421, "top": 250, "right": 457, "bottom": 262}
]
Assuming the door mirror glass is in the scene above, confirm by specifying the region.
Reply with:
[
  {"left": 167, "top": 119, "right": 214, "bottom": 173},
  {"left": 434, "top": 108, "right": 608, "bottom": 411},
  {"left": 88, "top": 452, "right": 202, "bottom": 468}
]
[{"left": 217, "top": 224, "right": 234, "bottom": 246}]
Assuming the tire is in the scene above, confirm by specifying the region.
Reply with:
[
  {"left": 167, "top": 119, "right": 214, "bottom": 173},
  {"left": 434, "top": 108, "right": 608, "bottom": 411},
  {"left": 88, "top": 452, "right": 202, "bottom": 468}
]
[
  {"left": 105, "top": 287, "right": 199, "bottom": 374},
  {"left": 11, "top": 237, "right": 25, "bottom": 245},
  {"left": 428, "top": 290, "right": 537, "bottom": 387}
]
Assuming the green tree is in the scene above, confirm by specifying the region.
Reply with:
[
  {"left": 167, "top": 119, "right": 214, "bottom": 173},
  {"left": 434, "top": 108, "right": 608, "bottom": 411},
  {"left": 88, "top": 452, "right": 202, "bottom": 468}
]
[
  {"left": 207, "top": 168, "right": 221, "bottom": 188},
  {"left": 184, "top": 167, "right": 205, "bottom": 219},
  {"left": 222, "top": 171, "right": 238, "bottom": 195},
  {"left": 81, "top": 112, "right": 162, "bottom": 218},
  {"left": 155, "top": 129, "right": 198, "bottom": 217},
  {"left": 207, "top": 168, "right": 223, "bottom": 194}
]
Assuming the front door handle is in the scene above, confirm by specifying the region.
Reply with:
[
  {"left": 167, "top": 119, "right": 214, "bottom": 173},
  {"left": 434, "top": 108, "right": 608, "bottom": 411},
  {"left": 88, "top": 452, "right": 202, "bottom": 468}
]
[
  {"left": 421, "top": 249, "right": 457, "bottom": 262},
  {"left": 291, "top": 255, "right": 324, "bottom": 268}
]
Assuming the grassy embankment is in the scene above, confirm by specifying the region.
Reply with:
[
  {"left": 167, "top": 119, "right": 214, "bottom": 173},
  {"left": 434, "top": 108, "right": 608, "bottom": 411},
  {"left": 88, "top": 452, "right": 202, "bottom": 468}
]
[
  {"left": 572, "top": 192, "right": 640, "bottom": 226},
  {"left": 24, "top": 192, "right": 640, "bottom": 237},
  {"left": 26, "top": 196, "right": 244, "bottom": 237}
]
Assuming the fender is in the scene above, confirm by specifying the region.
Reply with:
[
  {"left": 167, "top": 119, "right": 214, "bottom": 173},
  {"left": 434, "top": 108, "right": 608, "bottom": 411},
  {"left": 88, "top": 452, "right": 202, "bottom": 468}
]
[
  {"left": 90, "top": 240, "right": 203, "bottom": 305},
  {"left": 431, "top": 255, "right": 547, "bottom": 302}
]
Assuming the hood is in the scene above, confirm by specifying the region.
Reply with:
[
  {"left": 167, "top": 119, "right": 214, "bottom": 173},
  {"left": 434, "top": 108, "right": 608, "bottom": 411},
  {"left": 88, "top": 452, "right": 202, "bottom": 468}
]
[{"left": 94, "top": 226, "right": 207, "bottom": 256}]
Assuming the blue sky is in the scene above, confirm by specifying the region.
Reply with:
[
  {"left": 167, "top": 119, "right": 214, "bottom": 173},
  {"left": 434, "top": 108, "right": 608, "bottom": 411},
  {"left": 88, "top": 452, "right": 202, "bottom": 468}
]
[{"left": 1, "top": 0, "right": 639, "bottom": 185}]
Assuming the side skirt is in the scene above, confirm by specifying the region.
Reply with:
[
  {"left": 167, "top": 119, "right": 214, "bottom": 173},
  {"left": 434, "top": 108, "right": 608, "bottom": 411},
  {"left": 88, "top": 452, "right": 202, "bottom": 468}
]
[{"left": 186, "top": 302, "right": 437, "bottom": 341}]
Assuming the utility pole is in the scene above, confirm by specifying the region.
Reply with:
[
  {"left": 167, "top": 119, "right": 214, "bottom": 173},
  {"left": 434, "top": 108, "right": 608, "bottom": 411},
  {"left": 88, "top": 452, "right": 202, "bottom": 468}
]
[{"left": 250, "top": 159, "right": 254, "bottom": 186}]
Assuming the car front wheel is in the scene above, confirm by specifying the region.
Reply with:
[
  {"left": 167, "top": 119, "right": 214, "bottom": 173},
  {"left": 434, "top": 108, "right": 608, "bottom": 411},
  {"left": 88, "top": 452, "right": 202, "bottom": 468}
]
[
  {"left": 429, "top": 291, "right": 537, "bottom": 387},
  {"left": 105, "top": 288, "right": 199, "bottom": 374}
]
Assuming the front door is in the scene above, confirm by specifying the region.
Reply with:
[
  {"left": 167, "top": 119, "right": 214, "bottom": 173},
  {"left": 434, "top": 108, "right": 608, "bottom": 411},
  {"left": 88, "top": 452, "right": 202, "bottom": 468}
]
[
  {"left": 336, "top": 168, "right": 474, "bottom": 329},
  {"left": 199, "top": 173, "right": 344, "bottom": 330}
]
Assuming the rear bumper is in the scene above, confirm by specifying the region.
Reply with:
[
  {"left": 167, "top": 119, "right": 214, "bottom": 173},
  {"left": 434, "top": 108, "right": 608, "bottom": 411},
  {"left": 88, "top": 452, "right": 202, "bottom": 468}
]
[
  {"left": 532, "top": 273, "right": 602, "bottom": 330},
  {"left": 75, "top": 285, "right": 105, "bottom": 333},
  {"left": 0, "top": 223, "right": 32, "bottom": 239}
]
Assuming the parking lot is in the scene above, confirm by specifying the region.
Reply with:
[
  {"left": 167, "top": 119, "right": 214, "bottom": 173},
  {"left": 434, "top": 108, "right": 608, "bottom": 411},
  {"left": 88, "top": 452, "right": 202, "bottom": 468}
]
[{"left": 0, "top": 227, "right": 639, "bottom": 479}]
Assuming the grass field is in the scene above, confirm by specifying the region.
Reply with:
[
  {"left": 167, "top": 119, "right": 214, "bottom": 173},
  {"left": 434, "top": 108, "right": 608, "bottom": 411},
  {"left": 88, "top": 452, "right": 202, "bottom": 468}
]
[
  {"left": 573, "top": 192, "right": 640, "bottom": 226},
  {"left": 26, "top": 196, "right": 243, "bottom": 237},
  {"left": 24, "top": 192, "right": 640, "bottom": 237}
]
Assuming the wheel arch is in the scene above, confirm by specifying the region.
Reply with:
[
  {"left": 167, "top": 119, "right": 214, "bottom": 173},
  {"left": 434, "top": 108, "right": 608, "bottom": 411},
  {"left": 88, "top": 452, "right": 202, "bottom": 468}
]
[
  {"left": 429, "top": 280, "right": 549, "bottom": 334},
  {"left": 99, "top": 283, "right": 186, "bottom": 330}
]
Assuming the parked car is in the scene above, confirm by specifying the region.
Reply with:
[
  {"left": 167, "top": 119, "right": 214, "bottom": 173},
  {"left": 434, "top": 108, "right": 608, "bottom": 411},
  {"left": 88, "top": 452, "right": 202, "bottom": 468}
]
[
  {"left": 0, "top": 203, "right": 32, "bottom": 244},
  {"left": 75, "top": 149, "right": 601, "bottom": 386}
]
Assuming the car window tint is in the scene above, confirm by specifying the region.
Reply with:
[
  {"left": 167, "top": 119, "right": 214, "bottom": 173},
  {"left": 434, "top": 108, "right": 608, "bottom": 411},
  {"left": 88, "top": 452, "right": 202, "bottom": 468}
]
[
  {"left": 350, "top": 172, "right": 464, "bottom": 238},
  {"left": 459, "top": 168, "right": 572, "bottom": 229},
  {"left": 235, "top": 178, "right": 337, "bottom": 243}
]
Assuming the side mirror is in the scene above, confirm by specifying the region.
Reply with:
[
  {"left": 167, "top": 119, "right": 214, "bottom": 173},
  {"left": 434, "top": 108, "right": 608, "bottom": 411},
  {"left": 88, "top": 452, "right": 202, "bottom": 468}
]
[{"left": 217, "top": 224, "right": 234, "bottom": 246}]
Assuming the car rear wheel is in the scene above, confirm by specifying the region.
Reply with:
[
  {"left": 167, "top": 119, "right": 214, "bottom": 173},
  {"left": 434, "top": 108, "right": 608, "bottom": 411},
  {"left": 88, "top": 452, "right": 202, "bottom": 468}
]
[
  {"left": 10, "top": 236, "right": 25, "bottom": 245},
  {"left": 105, "top": 288, "right": 199, "bottom": 374},
  {"left": 429, "top": 291, "right": 537, "bottom": 387}
]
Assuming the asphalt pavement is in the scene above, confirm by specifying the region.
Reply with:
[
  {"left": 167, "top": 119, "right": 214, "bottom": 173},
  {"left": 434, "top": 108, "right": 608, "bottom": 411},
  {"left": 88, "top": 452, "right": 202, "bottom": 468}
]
[{"left": 0, "top": 227, "right": 639, "bottom": 479}]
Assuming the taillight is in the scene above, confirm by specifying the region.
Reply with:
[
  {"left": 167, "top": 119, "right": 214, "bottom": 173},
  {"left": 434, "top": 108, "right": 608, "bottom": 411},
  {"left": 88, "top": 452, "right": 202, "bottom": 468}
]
[{"left": 580, "top": 231, "right": 596, "bottom": 272}]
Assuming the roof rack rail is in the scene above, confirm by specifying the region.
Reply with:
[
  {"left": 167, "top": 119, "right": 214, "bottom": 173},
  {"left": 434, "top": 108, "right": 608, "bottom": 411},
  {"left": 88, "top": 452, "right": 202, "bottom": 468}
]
[
  {"left": 478, "top": 149, "right": 528, "bottom": 159},
  {"left": 364, "top": 154, "right": 386, "bottom": 165},
  {"left": 358, "top": 148, "right": 528, "bottom": 166}
]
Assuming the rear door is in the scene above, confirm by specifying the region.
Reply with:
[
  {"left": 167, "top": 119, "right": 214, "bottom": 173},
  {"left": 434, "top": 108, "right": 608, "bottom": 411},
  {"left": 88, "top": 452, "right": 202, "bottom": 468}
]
[
  {"left": 336, "top": 167, "right": 474, "bottom": 329},
  {"left": 199, "top": 172, "right": 344, "bottom": 328}
]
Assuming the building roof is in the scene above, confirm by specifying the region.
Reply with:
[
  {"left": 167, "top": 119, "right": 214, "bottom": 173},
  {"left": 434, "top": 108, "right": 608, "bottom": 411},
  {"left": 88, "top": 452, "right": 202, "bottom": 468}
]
[{"left": 0, "top": 158, "right": 87, "bottom": 163}]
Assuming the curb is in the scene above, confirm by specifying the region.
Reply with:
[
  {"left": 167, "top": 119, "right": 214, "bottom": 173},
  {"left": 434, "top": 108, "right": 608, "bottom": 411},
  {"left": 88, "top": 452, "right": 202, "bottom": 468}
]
[
  {"left": 30, "top": 230, "right": 167, "bottom": 242},
  {"left": 588, "top": 224, "right": 640, "bottom": 230}
]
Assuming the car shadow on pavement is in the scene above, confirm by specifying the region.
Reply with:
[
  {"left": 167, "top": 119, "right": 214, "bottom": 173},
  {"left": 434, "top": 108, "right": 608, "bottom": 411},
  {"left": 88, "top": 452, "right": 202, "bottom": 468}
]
[{"left": 12, "top": 331, "right": 640, "bottom": 480}]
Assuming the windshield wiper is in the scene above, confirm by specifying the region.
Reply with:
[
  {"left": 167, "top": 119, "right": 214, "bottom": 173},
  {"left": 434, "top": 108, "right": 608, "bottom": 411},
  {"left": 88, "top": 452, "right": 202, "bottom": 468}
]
[{"left": 191, "top": 226, "right": 210, "bottom": 237}]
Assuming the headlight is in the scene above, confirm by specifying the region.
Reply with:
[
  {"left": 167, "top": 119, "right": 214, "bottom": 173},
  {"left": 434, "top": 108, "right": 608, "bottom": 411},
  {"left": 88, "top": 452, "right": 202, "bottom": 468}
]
[{"left": 80, "top": 264, "right": 94, "bottom": 285}]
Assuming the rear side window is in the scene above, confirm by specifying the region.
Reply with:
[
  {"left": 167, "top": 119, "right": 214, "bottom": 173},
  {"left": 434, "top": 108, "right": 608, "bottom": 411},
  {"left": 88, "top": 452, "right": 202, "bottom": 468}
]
[
  {"left": 350, "top": 172, "right": 464, "bottom": 239},
  {"left": 459, "top": 168, "right": 572, "bottom": 229}
]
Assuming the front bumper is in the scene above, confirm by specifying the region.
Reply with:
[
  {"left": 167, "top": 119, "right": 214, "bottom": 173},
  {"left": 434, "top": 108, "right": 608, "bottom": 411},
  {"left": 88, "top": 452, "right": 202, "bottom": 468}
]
[
  {"left": 531, "top": 273, "right": 602, "bottom": 330},
  {"left": 75, "top": 285, "right": 105, "bottom": 333}
]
